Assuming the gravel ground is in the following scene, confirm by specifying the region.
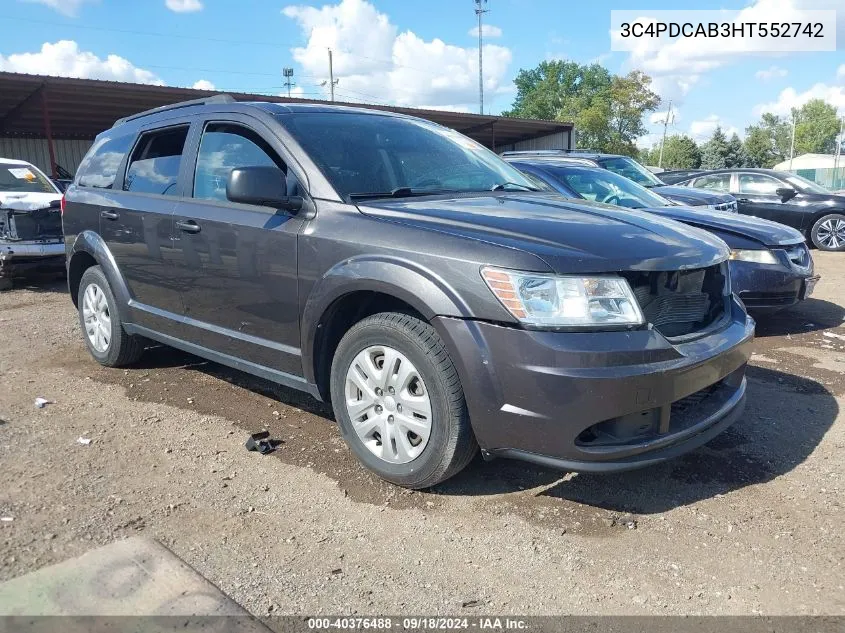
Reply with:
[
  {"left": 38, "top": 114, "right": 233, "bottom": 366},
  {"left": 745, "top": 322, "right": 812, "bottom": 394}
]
[{"left": 0, "top": 253, "right": 843, "bottom": 616}]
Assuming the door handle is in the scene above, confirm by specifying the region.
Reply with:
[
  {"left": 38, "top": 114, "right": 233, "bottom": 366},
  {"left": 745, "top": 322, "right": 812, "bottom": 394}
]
[
  {"left": 176, "top": 220, "right": 201, "bottom": 234},
  {"left": 736, "top": 198, "right": 751, "bottom": 203},
  {"left": 100, "top": 210, "right": 120, "bottom": 220}
]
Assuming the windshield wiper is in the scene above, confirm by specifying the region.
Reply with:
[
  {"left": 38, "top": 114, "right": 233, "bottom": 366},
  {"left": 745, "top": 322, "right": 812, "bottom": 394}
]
[
  {"left": 491, "top": 182, "right": 538, "bottom": 191},
  {"left": 349, "top": 187, "right": 456, "bottom": 201}
]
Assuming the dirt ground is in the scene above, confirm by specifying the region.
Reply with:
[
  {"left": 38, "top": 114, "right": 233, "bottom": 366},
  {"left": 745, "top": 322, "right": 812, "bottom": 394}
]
[{"left": 1, "top": 253, "right": 844, "bottom": 616}]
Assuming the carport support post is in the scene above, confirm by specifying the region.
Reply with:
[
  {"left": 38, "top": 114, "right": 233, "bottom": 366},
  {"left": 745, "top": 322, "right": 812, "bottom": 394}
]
[{"left": 40, "top": 89, "right": 58, "bottom": 179}]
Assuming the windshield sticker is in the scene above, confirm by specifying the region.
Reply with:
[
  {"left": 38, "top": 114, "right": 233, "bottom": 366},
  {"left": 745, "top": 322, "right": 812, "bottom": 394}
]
[{"left": 8, "top": 168, "right": 36, "bottom": 181}]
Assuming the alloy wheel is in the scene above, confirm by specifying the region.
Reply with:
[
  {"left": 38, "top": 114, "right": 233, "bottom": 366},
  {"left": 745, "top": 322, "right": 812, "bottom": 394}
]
[
  {"left": 817, "top": 217, "right": 845, "bottom": 249},
  {"left": 82, "top": 283, "right": 112, "bottom": 353}
]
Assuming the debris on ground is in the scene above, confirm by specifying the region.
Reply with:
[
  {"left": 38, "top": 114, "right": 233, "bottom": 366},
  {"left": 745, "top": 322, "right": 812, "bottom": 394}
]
[
  {"left": 34, "top": 397, "right": 52, "bottom": 408},
  {"left": 76, "top": 437, "right": 92, "bottom": 446},
  {"left": 245, "top": 430, "right": 282, "bottom": 454},
  {"left": 1, "top": 516, "right": 13, "bottom": 522}
]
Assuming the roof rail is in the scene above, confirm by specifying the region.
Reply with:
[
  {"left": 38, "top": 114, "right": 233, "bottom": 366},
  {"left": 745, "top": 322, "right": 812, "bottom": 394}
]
[{"left": 113, "top": 94, "right": 237, "bottom": 127}]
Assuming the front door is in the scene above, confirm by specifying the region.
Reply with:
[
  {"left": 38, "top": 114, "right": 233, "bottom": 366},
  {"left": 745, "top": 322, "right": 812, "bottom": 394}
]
[
  {"left": 733, "top": 172, "right": 799, "bottom": 227},
  {"left": 171, "top": 117, "right": 305, "bottom": 376}
]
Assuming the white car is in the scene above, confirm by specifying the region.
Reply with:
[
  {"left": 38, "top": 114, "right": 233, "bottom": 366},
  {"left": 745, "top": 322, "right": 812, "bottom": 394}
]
[{"left": 0, "top": 158, "right": 65, "bottom": 289}]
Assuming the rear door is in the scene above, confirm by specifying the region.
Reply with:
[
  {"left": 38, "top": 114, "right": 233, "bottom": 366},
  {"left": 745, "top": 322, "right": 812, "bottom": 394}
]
[
  {"left": 100, "top": 122, "right": 191, "bottom": 325},
  {"left": 170, "top": 114, "right": 305, "bottom": 375}
]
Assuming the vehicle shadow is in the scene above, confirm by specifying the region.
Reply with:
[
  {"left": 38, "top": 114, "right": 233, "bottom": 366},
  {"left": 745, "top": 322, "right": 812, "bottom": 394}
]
[
  {"left": 1, "top": 275, "right": 67, "bottom": 294},
  {"left": 433, "top": 365, "right": 837, "bottom": 514},
  {"left": 753, "top": 297, "right": 845, "bottom": 338}
]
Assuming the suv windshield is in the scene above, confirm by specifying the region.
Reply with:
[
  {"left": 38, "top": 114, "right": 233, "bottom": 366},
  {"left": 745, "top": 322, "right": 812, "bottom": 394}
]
[
  {"left": 598, "top": 156, "right": 664, "bottom": 187},
  {"left": 0, "top": 163, "right": 58, "bottom": 194},
  {"left": 280, "top": 112, "right": 538, "bottom": 199},
  {"left": 550, "top": 166, "right": 672, "bottom": 209}
]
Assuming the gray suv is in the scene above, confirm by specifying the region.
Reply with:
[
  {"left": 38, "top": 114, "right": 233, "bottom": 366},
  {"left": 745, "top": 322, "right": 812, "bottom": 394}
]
[{"left": 63, "top": 96, "right": 754, "bottom": 488}]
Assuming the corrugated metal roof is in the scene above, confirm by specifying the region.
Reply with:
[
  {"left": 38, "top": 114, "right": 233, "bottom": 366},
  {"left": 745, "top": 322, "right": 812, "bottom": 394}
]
[{"left": 0, "top": 72, "right": 573, "bottom": 150}]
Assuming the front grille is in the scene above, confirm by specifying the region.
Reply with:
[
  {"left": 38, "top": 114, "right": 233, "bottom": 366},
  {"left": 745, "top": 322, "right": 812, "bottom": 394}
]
[
  {"left": 783, "top": 243, "right": 810, "bottom": 269},
  {"left": 622, "top": 264, "right": 727, "bottom": 338},
  {"left": 713, "top": 201, "right": 738, "bottom": 213}
]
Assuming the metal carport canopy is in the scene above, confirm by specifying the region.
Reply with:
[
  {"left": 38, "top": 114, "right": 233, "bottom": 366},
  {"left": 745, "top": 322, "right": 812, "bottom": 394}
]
[{"left": 0, "top": 72, "right": 572, "bottom": 150}]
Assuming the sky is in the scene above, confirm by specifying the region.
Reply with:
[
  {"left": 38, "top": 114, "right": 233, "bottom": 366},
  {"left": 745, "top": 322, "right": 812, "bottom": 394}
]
[{"left": 0, "top": 0, "right": 843, "bottom": 150}]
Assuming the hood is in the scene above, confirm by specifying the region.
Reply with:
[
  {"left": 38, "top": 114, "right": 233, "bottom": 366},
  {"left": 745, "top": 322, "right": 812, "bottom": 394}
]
[
  {"left": 0, "top": 192, "right": 62, "bottom": 209},
  {"left": 641, "top": 205, "right": 805, "bottom": 247},
  {"left": 358, "top": 193, "right": 729, "bottom": 274},
  {"left": 654, "top": 185, "right": 734, "bottom": 206}
]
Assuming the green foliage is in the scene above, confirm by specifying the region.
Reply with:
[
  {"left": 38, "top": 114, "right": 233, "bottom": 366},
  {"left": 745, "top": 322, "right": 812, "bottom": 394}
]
[
  {"left": 700, "top": 126, "right": 730, "bottom": 169},
  {"left": 504, "top": 60, "right": 660, "bottom": 156},
  {"left": 725, "top": 133, "right": 747, "bottom": 168},
  {"left": 794, "top": 99, "right": 840, "bottom": 155},
  {"left": 641, "top": 135, "right": 701, "bottom": 169}
]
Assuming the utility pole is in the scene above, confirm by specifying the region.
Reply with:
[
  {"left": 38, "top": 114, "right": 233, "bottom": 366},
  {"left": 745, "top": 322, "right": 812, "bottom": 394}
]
[
  {"left": 835, "top": 115, "right": 844, "bottom": 178},
  {"left": 658, "top": 101, "right": 673, "bottom": 168},
  {"left": 789, "top": 109, "right": 797, "bottom": 170},
  {"left": 283, "top": 67, "right": 295, "bottom": 98},
  {"left": 322, "top": 48, "right": 339, "bottom": 101},
  {"left": 474, "top": 0, "right": 488, "bottom": 115}
]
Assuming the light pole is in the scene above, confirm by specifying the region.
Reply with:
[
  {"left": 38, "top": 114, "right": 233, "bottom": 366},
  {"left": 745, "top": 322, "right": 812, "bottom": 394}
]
[
  {"left": 474, "top": 0, "right": 488, "bottom": 115},
  {"left": 321, "top": 48, "right": 339, "bottom": 102},
  {"left": 789, "top": 109, "right": 797, "bottom": 171},
  {"left": 283, "top": 67, "right": 295, "bottom": 98},
  {"left": 657, "top": 101, "right": 673, "bottom": 169}
]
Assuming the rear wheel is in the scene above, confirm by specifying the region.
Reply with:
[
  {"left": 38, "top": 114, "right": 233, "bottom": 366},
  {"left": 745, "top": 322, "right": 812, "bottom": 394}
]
[
  {"left": 77, "top": 266, "right": 144, "bottom": 367},
  {"left": 810, "top": 213, "right": 845, "bottom": 251},
  {"left": 330, "top": 312, "right": 477, "bottom": 489}
]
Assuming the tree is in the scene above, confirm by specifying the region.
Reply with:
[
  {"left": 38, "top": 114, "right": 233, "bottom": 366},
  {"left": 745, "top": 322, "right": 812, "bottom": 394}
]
[
  {"left": 700, "top": 126, "right": 730, "bottom": 169},
  {"left": 743, "top": 125, "right": 778, "bottom": 168},
  {"left": 641, "top": 135, "right": 701, "bottom": 168},
  {"left": 725, "top": 132, "right": 748, "bottom": 167},
  {"left": 504, "top": 60, "right": 660, "bottom": 156},
  {"left": 794, "top": 99, "right": 840, "bottom": 155}
]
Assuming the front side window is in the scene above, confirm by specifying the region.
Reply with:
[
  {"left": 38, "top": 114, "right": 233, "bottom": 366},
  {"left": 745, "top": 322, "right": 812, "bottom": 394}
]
[
  {"left": 77, "top": 134, "right": 134, "bottom": 189},
  {"left": 598, "top": 157, "right": 664, "bottom": 187},
  {"left": 123, "top": 126, "right": 189, "bottom": 196},
  {"left": 692, "top": 173, "right": 731, "bottom": 192},
  {"left": 0, "top": 162, "right": 58, "bottom": 194},
  {"left": 738, "top": 173, "right": 783, "bottom": 195},
  {"left": 279, "top": 112, "right": 537, "bottom": 199},
  {"left": 193, "top": 123, "right": 286, "bottom": 202}
]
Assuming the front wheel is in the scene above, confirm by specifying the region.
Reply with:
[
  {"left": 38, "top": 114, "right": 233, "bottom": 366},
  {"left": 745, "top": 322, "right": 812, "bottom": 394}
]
[
  {"left": 330, "top": 312, "right": 477, "bottom": 489},
  {"left": 810, "top": 213, "right": 845, "bottom": 251}
]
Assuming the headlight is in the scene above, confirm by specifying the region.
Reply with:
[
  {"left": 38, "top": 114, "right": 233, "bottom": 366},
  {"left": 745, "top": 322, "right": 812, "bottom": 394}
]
[
  {"left": 729, "top": 249, "right": 779, "bottom": 265},
  {"left": 481, "top": 267, "right": 644, "bottom": 327}
]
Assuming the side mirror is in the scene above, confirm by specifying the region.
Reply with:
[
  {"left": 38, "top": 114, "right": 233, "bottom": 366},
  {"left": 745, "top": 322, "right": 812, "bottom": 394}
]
[
  {"left": 226, "top": 166, "right": 303, "bottom": 212},
  {"left": 775, "top": 187, "right": 797, "bottom": 201}
]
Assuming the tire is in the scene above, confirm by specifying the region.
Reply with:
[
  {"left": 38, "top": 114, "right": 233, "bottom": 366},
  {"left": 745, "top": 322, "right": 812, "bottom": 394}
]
[
  {"left": 77, "top": 265, "right": 145, "bottom": 367},
  {"left": 810, "top": 213, "right": 845, "bottom": 251},
  {"left": 330, "top": 312, "right": 477, "bottom": 489}
]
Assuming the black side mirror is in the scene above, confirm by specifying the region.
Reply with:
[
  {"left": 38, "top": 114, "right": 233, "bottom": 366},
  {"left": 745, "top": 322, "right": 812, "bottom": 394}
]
[
  {"left": 775, "top": 187, "right": 797, "bottom": 201},
  {"left": 226, "top": 166, "right": 303, "bottom": 212}
]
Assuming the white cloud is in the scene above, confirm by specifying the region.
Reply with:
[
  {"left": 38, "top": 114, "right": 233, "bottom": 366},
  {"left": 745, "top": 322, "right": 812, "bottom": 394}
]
[
  {"left": 468, "top": 24, "right": 502, "bottom": 38},
  {"left": 23, "top": 0, "right": 96, "bottom": 17},
  {"left": 650, "top": 109, "right": 678, "bottom": 126},
  {"left": 688, "top": 115, "right": 740, "bottom": 142},
  {"left": 281, "top": 0, "right": 512, "bottom": 111},
  {"left": 636, "top": 132, "right": 662, "bottom": 150},
  {"left": 0, "top": 40, "right": 163, "bottom": 85},
  {"left": 753, "top": 83, "right": 845, "bottom": 117},
  {"left": 192, "top": 79, "right": 216, "bottom": 90},
  {"left": 617, "top": 0, "right": 843, "bottom": 103},
  {"left": 165, "top": 0, "right": 203, "bottom": 12},
  {"left": 838, "top": 64, "right": 845, "bottom": 79},
  {"left": 756, "top": 65, "right": 788, "bottom": 81}
]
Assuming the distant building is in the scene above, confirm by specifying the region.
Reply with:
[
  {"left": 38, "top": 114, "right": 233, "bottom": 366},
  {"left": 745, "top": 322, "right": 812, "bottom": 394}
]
[{"left": 773, "top": 153, "right": 844, "bottom": 191}]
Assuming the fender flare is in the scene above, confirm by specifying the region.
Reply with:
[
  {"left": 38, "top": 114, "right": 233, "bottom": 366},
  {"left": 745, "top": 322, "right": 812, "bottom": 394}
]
[
  {"left": 300, "top": 255, "right": 473, "bottom": 386},
  {"left": 68, "top": 231, "right": 132, "bottom": 311}
]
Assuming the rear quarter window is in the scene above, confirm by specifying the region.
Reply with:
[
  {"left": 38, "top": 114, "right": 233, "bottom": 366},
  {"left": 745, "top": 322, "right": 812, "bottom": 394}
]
[{"left": 76, "top": 133, "right": 134, "bottom": 189}]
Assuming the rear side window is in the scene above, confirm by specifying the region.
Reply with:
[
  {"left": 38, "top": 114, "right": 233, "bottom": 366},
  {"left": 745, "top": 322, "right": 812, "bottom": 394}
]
[
  {"left": 738, "top": 173, "right": 782, "bottom": 195},
  {"left": 123, "top": 126, "right": 189, "bottom": 196},
  {"left": 692, "top": 173, "right": 731, "bottom": 192},
  {"left": 77, "top": 134, "right": 134, "bottom": 189}
]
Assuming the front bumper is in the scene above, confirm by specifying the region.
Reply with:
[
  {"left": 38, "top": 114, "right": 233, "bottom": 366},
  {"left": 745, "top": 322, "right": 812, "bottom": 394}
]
[
  {"left": 730, "top": 250, "right": 817, "bottom": 313},
  {"left": 0, "top": 240, "right": 66, "bottom": 278},
  {"left": 434, "top": 294, "right": 754, "bottom": 472}
]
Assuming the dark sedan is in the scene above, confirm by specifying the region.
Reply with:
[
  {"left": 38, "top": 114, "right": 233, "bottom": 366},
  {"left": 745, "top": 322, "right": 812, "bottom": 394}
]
[
  {"left": 671, "top": 168, "right": 845, "bottom": 251},
  {"left": 500, "top": 151, "right": 738, "bottom": 212},
  {"left": 509, "top": 159, "right": 819, "bottom": 315}
]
